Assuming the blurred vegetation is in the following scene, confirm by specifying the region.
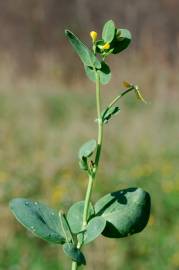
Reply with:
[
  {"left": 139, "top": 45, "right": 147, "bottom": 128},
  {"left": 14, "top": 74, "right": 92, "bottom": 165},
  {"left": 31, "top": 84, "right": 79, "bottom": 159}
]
[
  {"left": 0, "top": 57, "right": 179, "bottom": 269},
  {"left": 0, "top": 1, "right": 179, "bottom": 269},
  {"left": 0, "top": 0, "right": 179, "bottom": 76}
]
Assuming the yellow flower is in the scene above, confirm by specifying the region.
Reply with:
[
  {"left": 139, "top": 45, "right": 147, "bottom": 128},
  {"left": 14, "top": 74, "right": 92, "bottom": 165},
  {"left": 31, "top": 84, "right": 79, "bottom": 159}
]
[
  {"left": 102, "top": 42, "right": 110, "bottom": 50},
  {"left": 90, "top": 31, "right": 97, "bottom": 43}
]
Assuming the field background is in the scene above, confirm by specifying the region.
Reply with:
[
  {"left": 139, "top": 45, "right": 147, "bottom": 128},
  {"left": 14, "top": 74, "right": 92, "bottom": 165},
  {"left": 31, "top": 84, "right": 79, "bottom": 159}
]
[{"left": 0, "top": 1, "right": 179, "bottom": 270}]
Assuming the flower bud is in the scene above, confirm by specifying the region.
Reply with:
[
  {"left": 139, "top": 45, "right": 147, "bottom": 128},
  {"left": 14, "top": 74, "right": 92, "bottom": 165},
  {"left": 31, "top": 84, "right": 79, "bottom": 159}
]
[
  {"left": 123, "top": 81, "right": 132, "bottom": 88},
  {"left": 90, "top": 31, "right": 97, "bottom": 43}
]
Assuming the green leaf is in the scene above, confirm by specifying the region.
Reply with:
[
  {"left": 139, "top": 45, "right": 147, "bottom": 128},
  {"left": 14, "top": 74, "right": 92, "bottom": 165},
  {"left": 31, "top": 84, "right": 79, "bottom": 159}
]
[
  {"left": 95, "top": 187, "right": 151, "bottom": 238},
  {"left": 102, "top": 106, "right": 120, "bottom": 123},
  {"left": 65, "top": 30, "right": 101, "bottom": 68},
  {"left": 79, "top": 157, "right": 88, "bottom": 171},
  {"left": 67, "top": 201, "right": 94, "bottom": 234},
  {"left": 79, "top": 139, "right": 97, "bottom": 160},
  {"left": 102, "top": 20, "right": 116, "bottom": 43},
  {"left": 63, "top": 243, "right": 86, "bottom": 265},
  {"left": 84, "top": 216, "right": 106, "bottom": 244},
  {"left": 111, "top": 28, "right": 132, "bottom": 54},
  {"left": 59, "top": 212, "right": 73, "bottom": 243},
  {"left": 84, "top": 62, "right": 111, "bottom": 85},
  {"left": 9, "top": 198, "right": 65, "bottom": 244}
]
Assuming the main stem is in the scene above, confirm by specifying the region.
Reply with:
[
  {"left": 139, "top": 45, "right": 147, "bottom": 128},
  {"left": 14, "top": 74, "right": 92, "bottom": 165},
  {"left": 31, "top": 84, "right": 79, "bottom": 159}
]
[
  {"left": 71, "top": 261, "right": 78, "bottom": 270},
  {"left": 71, "top": 71, "right": 103, "bottom": 270},
  {"left": 83, "top": 71, "right": 102, "bottom": 227}
]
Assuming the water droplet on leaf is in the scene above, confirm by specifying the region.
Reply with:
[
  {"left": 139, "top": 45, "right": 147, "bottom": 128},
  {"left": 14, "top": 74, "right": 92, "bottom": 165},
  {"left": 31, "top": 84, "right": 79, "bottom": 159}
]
[{"left": 31, "top": 226, "right": 35, "bottom": 231}]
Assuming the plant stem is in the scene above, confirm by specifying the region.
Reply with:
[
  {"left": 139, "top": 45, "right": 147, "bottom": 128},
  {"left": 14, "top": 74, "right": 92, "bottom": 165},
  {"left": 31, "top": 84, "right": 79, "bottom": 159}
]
[
  {"left": 82, "top": 173, "right": 94, "bottom": 227},
  {"left": 71, "top": 261, "right": 78, "bottom": 270},
  {"left": 95, "top": 71, "right": 103, "bottom": 169},
  {"left": 108, "top": 86, "right": 135, "bottom": 109},
  {"left": 70, "top": 71, "right": 103, "bottom": 270},
  {"left": 82, "top": 70, "right": 103, "bottom": 227}
]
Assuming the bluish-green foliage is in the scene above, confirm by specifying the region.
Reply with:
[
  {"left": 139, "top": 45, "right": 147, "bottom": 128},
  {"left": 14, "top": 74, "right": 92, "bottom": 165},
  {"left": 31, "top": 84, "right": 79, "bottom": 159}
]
[{"left": 9, "top": 20, "right": 151, "bottom": 269}]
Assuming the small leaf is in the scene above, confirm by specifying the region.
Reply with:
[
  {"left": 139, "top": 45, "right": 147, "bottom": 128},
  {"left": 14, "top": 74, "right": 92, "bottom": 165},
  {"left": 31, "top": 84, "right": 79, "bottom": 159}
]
[
  {"left": 59, "top": 212, "right": 73, "bottom": 243},
  {"left": 95, "top": 187, "right": 151, "bottom": 238},
  {"left": 9, "top": 198, "right": 65, "bottom": 244},
  {"left": 135, "top": 86, "right": 147, "bottom": 104},
  {"left": 67, "top": 201, "right": 94, "bottom": 234},
  {"left": 65, "top": 30, "right": 101, "bottom": 69},
  {"left": 102, "top": 106, "right": 120, "bottom": 123},
  {"left": 77, "top": 232, "right": 84, "bottom": 246},
  {"left": 111, "top": 28, "right": 132, "bottom": 54},
  {"left": 102, "top": 20, "right": 116, "bottom": 43},
  {"left": 84, "top": 62, "right": 111, "bottom": 85},
  {"left": 79, "top": 139, "right": 97, "bottom": 160},
  {"left": 84, "top": 216, "right": 106, "bottom": 244},
  {"left": 63, "top": 243, "right": 86, "bottom": 265},
  {"left": 79, "top": 157, "right": 88, "bottom": 171}
]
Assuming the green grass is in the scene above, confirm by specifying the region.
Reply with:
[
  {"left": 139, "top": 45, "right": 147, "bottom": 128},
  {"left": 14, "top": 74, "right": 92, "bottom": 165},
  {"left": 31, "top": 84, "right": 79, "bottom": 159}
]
[{"left": 0, "top": 62, "right": 179, "bottom": 270}]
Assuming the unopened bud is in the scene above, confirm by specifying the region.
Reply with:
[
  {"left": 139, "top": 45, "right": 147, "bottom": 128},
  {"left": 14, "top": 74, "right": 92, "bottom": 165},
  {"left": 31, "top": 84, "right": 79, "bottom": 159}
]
[
  {"left": 90, "top": 31, "right": 97, "bottom": 43},
  {"left": 123, "top": 81, "right": 132, "bottom": 88}
]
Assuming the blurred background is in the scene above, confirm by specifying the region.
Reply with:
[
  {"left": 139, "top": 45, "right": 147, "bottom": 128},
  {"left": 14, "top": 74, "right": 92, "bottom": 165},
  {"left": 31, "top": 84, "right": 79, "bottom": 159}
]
[{"left": 0, "top": 1, "right": 179, "bottom": 269}]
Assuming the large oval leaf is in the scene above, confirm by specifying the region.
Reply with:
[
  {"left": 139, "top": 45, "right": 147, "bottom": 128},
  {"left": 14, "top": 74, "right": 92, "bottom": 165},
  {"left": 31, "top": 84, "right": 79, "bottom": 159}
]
[
  {"left": 67, "top": 201, "right": 94, "bottom": 234},
  {"left": 111, "top": 28, "right": 132, "bottom": 54},
  {"left": 63, "top": 243, "right": 86, "bottom": 265},
  {"left": 95, "top": 187, "right": 151, "bottom": 238},
  {"left": 9, "top": 198, "right": 65, "bottom": 244},
  {"left": 84, "top": 62, "right": 111, "bottom": 85},
  {"left": 102, "top": 20, "right": 116, "bottom": 43},
  {"left": 65, "top": 30, "right": 101, "bottom": 69},
  {"left": 84, "top": 216, "right": 106, "bottom": 244}
]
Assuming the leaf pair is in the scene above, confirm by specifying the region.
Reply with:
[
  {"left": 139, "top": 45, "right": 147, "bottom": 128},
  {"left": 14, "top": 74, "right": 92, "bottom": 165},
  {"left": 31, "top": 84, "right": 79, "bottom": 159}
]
[
  {"left": 63, "top": 187, "right": 151, "bottom": 242},
  {"left": 9, "top": 198, "right": 86, "bottom": 265},
  {"left": 9, "top": 187, "right": 151, "bottom": 264},
  {"left": 67, "top": 201, "right": 106, "bottom": 245}
]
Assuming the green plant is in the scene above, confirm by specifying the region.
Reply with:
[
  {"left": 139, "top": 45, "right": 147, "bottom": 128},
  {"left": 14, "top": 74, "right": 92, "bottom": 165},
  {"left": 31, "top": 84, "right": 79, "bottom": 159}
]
[{"left": 9, "top": 20, "right": 151, "bottom": 270}]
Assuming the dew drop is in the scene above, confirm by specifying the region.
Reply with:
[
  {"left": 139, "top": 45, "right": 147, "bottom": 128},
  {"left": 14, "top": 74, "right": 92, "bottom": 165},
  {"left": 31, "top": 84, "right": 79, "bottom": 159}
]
[
  {"left": 34, "top": 202, "right": 38, "bottom": 205},
  {"left": 51, "top": 212, "right": 55, "bottom": 216},
  {"left": 25, "top": 201, "right": 29, "bottom": 206},
  {"left": 31, "top": 226, "right": 35, "bottom": 231}
]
